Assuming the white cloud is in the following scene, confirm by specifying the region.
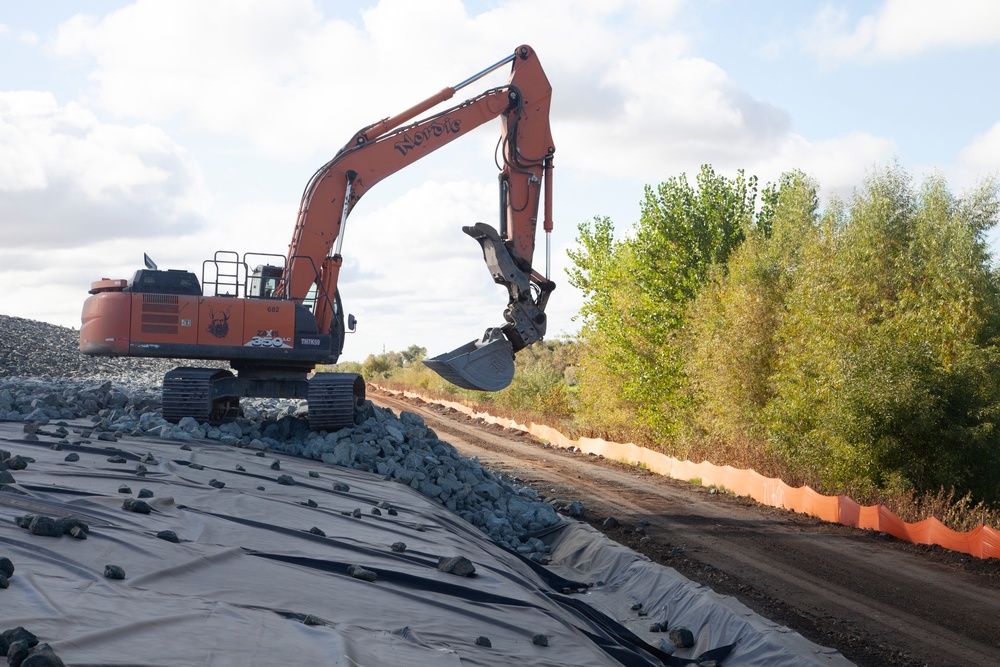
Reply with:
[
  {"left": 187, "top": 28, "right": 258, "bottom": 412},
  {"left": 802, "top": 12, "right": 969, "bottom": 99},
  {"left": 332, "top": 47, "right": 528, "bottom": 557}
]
[
  {"left": 558, "top": 36, "right": 790, "bottom": 181},
  {"left": 942, "top": 121, "right": 1000, "bottom": 194},
  {"left": 48, "top": 0, "right": 742, "bottom": 178},
  {"left": 801, "top": 0, "right": 1000, "bottom": 62},
  {"left": 957, "top": 121, "right": 1000, "bottom": 174},
  {"left": 749, "top": 130, "right": 898, "bottom": 202},
  {"left": 0, "top": 91, "right": 210, "bottom": 248}
]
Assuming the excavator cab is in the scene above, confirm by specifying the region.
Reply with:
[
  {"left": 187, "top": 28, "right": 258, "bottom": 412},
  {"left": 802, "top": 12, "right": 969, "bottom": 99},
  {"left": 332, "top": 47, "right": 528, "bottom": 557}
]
[{"left": 249, "top": 264, "right": 283, "bottom": 299}]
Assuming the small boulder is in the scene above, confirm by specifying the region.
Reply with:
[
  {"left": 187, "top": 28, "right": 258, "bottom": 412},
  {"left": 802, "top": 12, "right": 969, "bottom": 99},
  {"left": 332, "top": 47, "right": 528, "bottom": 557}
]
[
  {"left": 668, "top": 626, "right": 694, "bottom": 649},
  {"left": 437, "top": 556, "right": 476, "bottom": 577},
  {"left": 347, "top": 564, "right": 377, "bottom": 582},
  {"left": 104, "top": 564, "right": 126, "bottom": 580}
]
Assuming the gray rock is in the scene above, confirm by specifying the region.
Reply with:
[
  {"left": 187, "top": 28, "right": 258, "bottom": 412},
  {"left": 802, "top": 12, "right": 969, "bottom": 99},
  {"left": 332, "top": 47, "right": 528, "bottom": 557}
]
[
  {"left": 437, "top": 556, "right": 476, "bottom": 577},
  {"left": 118, "top": 484, "right": 132, "bottom": 494},
  {"left": 0, "top": 574, "right": 7, "bottom": 589},
  {"left": 347, "top": 564, "right": 377, "bottom": 582},
  {"left": 308, "top": 470, "right": 320, "bottom": 478},
  {"left": 122, "top": 498, "right": 152, "bottom": 514},
  {"left": 390, "top": 542, "right": 406, "bottom": 553},
  {"left": 0, "top": 556, "right": 13, "bottom": 577},
  {"left": 209, "top": 479, "right": 225, "bottom": 488},
  {"left": 19, "top": 642, "right": 67, "bottom": 666},
  {"left": 106, "top": 455, "right": 126, "bottom": 463},
  {"left": 333, "top": 482, "right": 350, "bottom": 492},
  {"left": 668, "top": 626, "right": 694, "bottom": 648},
  {"left": 56, "top": 517, "right": 89, "bottom": 536},
  {"left": 104, "top": 564, "right": 126, "bottom": 580},
  {"left": 8, "top": 639, "right": 31, "bottom": 666},
  {"left": 0, "top": 627, "right": 38, "bottom": 656},
  {"left": 156, "top": 530, "right": 180, "bottom": 543},
  {"left": 5, "top": 455, "right": 28, "bottom": 470},
  {"left": 276, "top": 474, "right": 295, "bottom": 485},
  {"left": 309, "top": 526, "right": 326, "bottom": 537},
  {"left": 474, "top": 636, "right": 492, "bottom": 647},
  {"left": 531, "top": 633, "right": 548, "bottom": 646},
  {"left": 138, "top": 488, "right": 153, "bottom": 499},
  {"left": 28, "top": 516, "right": 62, "bottom": 537}
]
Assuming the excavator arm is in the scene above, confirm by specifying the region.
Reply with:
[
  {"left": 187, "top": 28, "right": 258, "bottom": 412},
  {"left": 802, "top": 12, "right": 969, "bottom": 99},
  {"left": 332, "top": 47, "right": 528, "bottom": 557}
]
[{"left": 284, "top": 44, "right": 555, "bottom": 391}]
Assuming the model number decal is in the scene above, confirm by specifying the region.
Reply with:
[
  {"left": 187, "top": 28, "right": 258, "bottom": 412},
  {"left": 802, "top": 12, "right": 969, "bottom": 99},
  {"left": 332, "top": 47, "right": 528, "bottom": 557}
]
[
  {"left": 246, "top": 335, "right": 292, "bottom": 348},
  {"left": 301, "top": 338, "right": 320, "bottom": 345}
]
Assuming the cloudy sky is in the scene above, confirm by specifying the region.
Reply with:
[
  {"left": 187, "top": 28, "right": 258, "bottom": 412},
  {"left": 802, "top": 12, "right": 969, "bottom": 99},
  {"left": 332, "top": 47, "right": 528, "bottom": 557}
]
[{"left": 2, "top": 0, "right": 999, "bottom": 362}]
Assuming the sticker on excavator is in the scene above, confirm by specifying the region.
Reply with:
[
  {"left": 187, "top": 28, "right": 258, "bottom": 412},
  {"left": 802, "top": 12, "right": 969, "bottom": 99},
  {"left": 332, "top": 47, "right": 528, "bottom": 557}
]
[{"left": 424, "top": 335, "right": 515, "bottom": 392}]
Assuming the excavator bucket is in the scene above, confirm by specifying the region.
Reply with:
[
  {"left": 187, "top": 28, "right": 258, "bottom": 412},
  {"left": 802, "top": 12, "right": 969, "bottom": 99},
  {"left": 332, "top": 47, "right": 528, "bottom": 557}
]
[{"left": 424, "top": 328, "right": 515, "bottom": 391}]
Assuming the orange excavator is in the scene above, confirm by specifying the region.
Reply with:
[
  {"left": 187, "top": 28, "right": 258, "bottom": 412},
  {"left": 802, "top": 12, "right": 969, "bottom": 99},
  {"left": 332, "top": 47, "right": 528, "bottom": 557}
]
[{"left": 80, "top": 45, "right": 555, "bottom": 430}]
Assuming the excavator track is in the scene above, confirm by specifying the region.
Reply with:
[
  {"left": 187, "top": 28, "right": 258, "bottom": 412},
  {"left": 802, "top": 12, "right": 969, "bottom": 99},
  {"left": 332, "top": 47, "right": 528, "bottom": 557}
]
[
  {"left": 307, "top": 373, "right": 366, "bottom": 432},
  {"left": 162, "top": 367, "right": 238, "bottom": 424}
]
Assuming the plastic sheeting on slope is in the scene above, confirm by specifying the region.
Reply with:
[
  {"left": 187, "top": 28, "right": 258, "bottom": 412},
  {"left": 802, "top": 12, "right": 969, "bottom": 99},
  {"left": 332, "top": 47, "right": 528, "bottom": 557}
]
[
  {"left": 378, "top": 387, "right": 1000, "bottom": 560},
  {"left": 0, "top": 419, "right": 850, "bottom": 666}
]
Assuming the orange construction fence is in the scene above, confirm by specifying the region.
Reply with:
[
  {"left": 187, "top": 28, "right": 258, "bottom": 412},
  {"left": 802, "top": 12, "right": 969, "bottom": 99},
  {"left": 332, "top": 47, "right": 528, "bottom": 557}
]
[{"left": 378, "top": 387, "right": 1000, "bottom": 560}]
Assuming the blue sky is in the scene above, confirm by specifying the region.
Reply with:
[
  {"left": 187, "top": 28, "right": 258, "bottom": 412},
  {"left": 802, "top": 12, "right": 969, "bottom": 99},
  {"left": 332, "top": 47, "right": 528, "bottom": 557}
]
[{"left": 2, "top": 0, "right": 999, "bottom": 361}]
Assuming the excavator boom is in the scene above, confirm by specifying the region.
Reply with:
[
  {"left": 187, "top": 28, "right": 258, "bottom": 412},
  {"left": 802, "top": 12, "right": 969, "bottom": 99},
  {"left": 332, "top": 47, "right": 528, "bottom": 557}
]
[{"left": 286, "top": 45, "right": 555, "bottom": 390}]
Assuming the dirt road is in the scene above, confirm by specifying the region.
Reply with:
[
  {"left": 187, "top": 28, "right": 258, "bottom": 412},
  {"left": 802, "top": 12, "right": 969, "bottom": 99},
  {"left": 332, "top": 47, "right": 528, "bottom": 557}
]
[{"left": 371, "top": 389, "right": 1000, "bottom": 667}]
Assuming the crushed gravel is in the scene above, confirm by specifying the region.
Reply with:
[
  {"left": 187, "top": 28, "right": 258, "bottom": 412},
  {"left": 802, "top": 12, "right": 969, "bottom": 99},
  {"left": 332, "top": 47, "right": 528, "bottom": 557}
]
[{"left": 0, "top": 314, "right": 561, "bottom": 554}]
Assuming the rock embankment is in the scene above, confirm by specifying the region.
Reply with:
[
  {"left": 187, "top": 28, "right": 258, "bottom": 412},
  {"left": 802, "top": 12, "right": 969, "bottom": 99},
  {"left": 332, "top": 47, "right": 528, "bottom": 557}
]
[
  {"left": 0, "top": 314, "right": 177, "bottom": 384},
  {"left": 0, "top": 314, "right": 560, "bottom": 556}
]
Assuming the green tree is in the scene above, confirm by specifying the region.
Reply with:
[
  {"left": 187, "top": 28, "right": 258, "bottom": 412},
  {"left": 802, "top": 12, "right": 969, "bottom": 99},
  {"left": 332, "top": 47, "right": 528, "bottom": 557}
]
[
  {"left": 401, "top": 345, "right": 427, "bottom": 365},
  {"left": 568, "top": 165, "right": 766, "bottom": 442},
  {"left": 683, "top": 171, "right": 818, "bottom": 469},
  {"left": 766, "top": 166, "right": 1000, "bottom": 502}
]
